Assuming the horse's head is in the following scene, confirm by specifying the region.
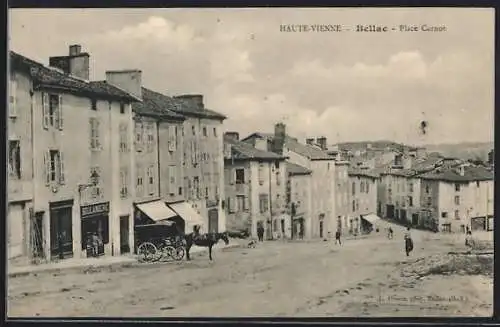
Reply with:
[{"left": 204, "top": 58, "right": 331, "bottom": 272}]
[{"left": 219, "top": 232, "right": 229, "bottom": 245}]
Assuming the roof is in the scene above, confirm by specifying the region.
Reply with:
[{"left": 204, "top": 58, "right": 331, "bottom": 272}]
[
  {"left": 348, "top": 168, "right": 380, "bottom": 179},
  {"left": 243, "top": 132, "right": 334, "bottom": 160},
  {"left": 225, "top": 138, "right": 285, "bottom": 161},
  {"left": 286, "top": 162, "right": 312, "bottom": 176},
  {"left": 418, "top": 165, "right": 494, "bottom": 182},
  {"left": 131, "top": 87, "right": 186, "bottom": 120},
  {"left": 170, "top": 96, "right": 227, "bottom": 121},
  {"left": 10, "top": 51, "right": 137, "bottom": 102}
]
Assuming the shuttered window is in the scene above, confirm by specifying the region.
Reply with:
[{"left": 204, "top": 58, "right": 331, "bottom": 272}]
[
  {"left": 90, "top": 118, "right": 101, "bottom": 151},
  {"left": 9, "top": 74, "right": 17, "bottom": 117},
  {"left": 42, "top": 93, "right": 63, "bottom": 130}
]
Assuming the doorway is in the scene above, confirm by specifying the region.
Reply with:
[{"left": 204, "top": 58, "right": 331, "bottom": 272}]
[
  {"left": 31, "top": 212, "right": 44, "bottom": 258},
  {"left": 319, "top": 221, "right": 324, "bottom": 238},
  {"left": 208, "top": 209, "right": 219, "bottom": 233},
  {"left": 50, "top": 206, "right": 73, "bottom": 260},
  {"left": 412, "top": 213, "right": 419, "bottom": 226},
  {"left": 120, "top": 215, "right": 130, "bottom": 254}
]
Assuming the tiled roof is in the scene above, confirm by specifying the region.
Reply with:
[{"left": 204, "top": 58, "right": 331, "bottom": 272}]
[
  {"left": 170, "top": 97, "right": 227, "bottom": 120},
  {"left": 245, "top": 132, "right": 334, "bottom": 160},
  {"left": 418, "top": 165, "right": 493, "bottom": 182},
  {"left": 10, "top": 51, "right": 137, "bottom": 101},
  {"left": 131, "top": 87, "right": 186, "bottom": 120},
  {"left": 225, "top": 138, "right": 285, "bottom": 161},
  {"left": 286, "top": 162, "right": 312, "bottom": 176},
  {"left": 348, "top": 168, "right": 380, "bottom": 179}
]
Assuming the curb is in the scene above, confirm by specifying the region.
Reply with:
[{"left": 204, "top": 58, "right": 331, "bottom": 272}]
[{"left": 8, "top": 243, "right": 243, "bottom": 278}]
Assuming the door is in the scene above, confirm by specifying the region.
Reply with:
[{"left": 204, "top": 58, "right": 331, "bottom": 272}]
[
  {"left": 32, "top": 212, "right": 44, "bottom": 258},
  {"left": 120, "top": 215, "right": 130, "bottom": 254},
  {"left": 319, "top": 221, "right": 324, "bottom": 238},
  {"left": 412, "top": 213, "right": 419, "bottom": 226},
  {"left": 281, "top": 219, "right": 285, "bottom": 234},
  {"left": 208, "top": 209, "right": 218, "bottom": 233},
  {"left": 386, "top": 205, "right": 395, "bottom": 219},
  {"left": 50, "top": 207, "right": 73, "bottom": 260}
]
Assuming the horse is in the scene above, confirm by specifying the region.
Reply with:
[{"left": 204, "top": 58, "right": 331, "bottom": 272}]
[{"left": 185, "top": 232, "right": 229, "bottom": 261}]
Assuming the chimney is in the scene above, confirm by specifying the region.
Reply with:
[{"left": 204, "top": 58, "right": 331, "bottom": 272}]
[
  {"left": 273, "top": 122, "right": 286, "bottom": 155},
  {"left": 316, "top": 136, "right": 327, "bottom": 150},
  {"left": 305, "top": 138, "right": 315, "bottom": 145},
  {"left": 105, "top": 69, "right": 142, "bottom": 100},
  {"left": 394, "top": 153, "right": 403, "bottom": 167},
  {"left": 224, "top": 132, "right": 239, "bottom": 142},
  {"left": 173, "top": 94, "right": 204, "bottom": 110},
  {"left": 49, "top": 44, "right": 90, "bottom": 80}
]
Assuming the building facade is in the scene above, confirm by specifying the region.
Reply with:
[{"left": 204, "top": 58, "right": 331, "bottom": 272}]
[
  {"left": 9, "top": 47, "right": 138, "bottom": 262},
  {"left": 348, "top": 169, "right": 378, "bottom": 234},
  {"left": 419, "top": 164, "right": 494, "bottom": 233},
  {"left": 286, "top": 162, "right": 313, "bottom": 239},
  {"left": 223, "top": 132, "right": 287, "bottom": 239},
  {"left": 172, "top": 95, "right": 227, "bottom": 234},
  {"left": 334, "top": 162, "right": 350, "bottom": 235}
]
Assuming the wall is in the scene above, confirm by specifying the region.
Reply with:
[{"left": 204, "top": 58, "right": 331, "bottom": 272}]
[
  {"left": 309, "top": 160, "right": 336, "bottom": 239},
  {"left": 158, "top": 120, "right": 185, "bottom": 203},
  {"left": 419, "top": 179, "right": 440, "bottom": 231},
  {"left": 289, "top": 173, "right": 313, "bottom": 239},
  {"left": 224, "top": 160, "right": 252, "bottom": 234},
  {"left": 8, "top": 70, "right": 34, "bottom": 260},
  {"left": 335, "top": 164, "right": 350, "bottom": 234},
  {"left": 134, "top": 116, "right": 160, "bottom": 202}
]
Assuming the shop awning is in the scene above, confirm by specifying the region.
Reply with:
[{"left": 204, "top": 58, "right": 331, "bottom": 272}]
[
  {"left": 168, "top": 202, "right": 205, "bottom": 234},
  {"left": 361, "top": 213, "right": 381, "bottom": 225},
  {"left": 136, "top": 201, "right": 178, "bottom": 223}
]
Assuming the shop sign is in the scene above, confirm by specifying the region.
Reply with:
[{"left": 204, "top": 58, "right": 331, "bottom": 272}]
[{"left": 81, "top": 202, "right": 109, "bottom": 217}]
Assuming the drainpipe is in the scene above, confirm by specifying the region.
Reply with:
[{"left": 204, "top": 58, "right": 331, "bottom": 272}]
[
  {"left": 156, "top": 121, "right": 161, "bottom": 198},
  {"left": 268, "top": 161, "right": 273, "bottom": 240}
]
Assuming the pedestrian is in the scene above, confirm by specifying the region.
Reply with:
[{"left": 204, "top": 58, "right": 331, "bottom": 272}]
[
  {"left": 335, "top": 230, "right": 342, "bottom": 245},
  {"left": 465, "top": 229, "right": 472, "bottom": 247},
  {"left": 388, "top": 227, "right": 393, "bottom": 239},
  {"left": 257, "top": 224, "right": 264, "bottom": 242},
  {"left": 404, "top": 227, "right": 413, "bottom": 256}
]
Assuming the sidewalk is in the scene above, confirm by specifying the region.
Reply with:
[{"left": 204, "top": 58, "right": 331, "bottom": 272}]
[{"left": 8, "top": 240, "right": 244, "bottom": 278}]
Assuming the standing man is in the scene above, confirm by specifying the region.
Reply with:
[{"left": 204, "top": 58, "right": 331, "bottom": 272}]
[
  {"left": 335, "top": 229, "right": 342, "bottom": 245},
  {"left": 404, "top": 227, "right": 413, "bottom": 256},
  {"left": 257, "top": 223, "right": 264, "bottom": 242}
]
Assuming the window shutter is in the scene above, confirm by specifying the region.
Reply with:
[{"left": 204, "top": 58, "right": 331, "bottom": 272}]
[
  {"left": 9, "top": 79, "right": 17, "bottom": 117},
  {"left": 44, "top": 151, "right": 50, "bottom": 185},
  {"left": 42, "top": 93, "right": 49, "bottom": 129},
  {"left": 244, "top": 196, "right": 250, "bottom": 211},
  {"left": 59, "top": 152, "right": 65, "bottom": 184},
  {"left": 58, "top": 95, "right": 64, "bottom": 130},
  {"left": 230, "top": 197, "right": 236, "bottom": 213},
  {"left": 96, "top": 119, "right": 101, "bottom": 149}
]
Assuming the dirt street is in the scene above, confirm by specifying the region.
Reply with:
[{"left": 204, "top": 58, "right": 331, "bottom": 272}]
[{"left": 7, "top": 229, "right": 493, "bottom": 317}]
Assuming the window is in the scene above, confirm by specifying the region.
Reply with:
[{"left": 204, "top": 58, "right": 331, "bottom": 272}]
[
  {"left": 237, "top": 195, "right": 245, "bottom": 212},
  {"left": 327, "top": 163, "right": 330, "bottom": 170},
  {"left": 259, "top": 194, "right": 269, "bottom": 213},
  {"left": 408, "top": 182, "right": 414, "bottom": 193},
  {"left": 43, "top": 93, "right": 63, "bottom": 130},
  {"left": 147, "top": 165, "right": 155, "bottom": 195},
  {"left": 454, "top": 210, "right": 460, "bottom": 220},
  {"left": 119, "top": 168, "right": 128, "bottom": 198},
  {"left": 90, "top": 118, "right": 101, "bottom": 151},
  {"left": 366, "top": 181, "right": 370, "bottom": 193},
  {"left": 213, "top": 127, "right": 217, "bottom": 137},
  {"left": 441, "top": 212, "right": 448, "bottom": 218},
  {"left": 427, "top": 197, "right": 432, "bottom": 206},
  {"left": 45, "top": 150, "right": 65, "bottom": 185},
  {"left": 119, "top": 123, "right": 128, "bottom": 152},
  {"left": 425, "top": 185, "right": 430, "bottom": 193},
  {"left": 203, "top": 126, "right": 207, "bottom": 137},
  {"left": 355, "top": 200, "right": 359, "bottom": 211},
  {"left": 455, "top": 183, "right": 461, "bottom": 192},
  {"left": 192, "top": 125, "right": 196, "bottom": 135},
  {"left": 441, "top": 223, "right": 451, "bottom": 233},
  {"left": 454, "top": 196, "right": 460, "bottom": 205},
  {"left": 168, "top": 125, "right": 177, "bottom": 152},
  {"left": 135, "top": 122, "right": 143, "bottom": 152},
  {"left": 120, "top": 102, "right": 125, "bottom": 114},
  {"left": 178, "top": 187, "right": 182, "bottom": 196},
  {"left": 352, "top": 182, "right": 356, "bottom": 195},
  {"left": 8, "top": 140, "right": 21, "bottom": 179},
  {"left": 408, "top": 196, "right": 413, "bottom": 207},
  {"left": 194, "top": 177, "right": 200, "bottom": 198},
  {"left": 168, "top": 165, "right": 176, "bottom": 195},
  {"left": 91, "top": 99, "right": 97, "bottom": 111},
  {"left": 9, "top": 73, "right": 17, "bottom": 117},
  {"left": 146, "top": 124, "right": 155, "bottom": 152},
  {"left": 352, "top": 200, "right": 356, "bottom": 212},
  {"left": 235, "top": 168, "right": 245, "bottom": 184},
  {"left": 276, "top": 171, "right": 281, "bottom": 185},
  {"left": 136, "top": 165, "right": 143, "bottom": 197},
  {"left": 228, "top": 197, "right": 236, "bottom": 213},
  {"left": 258, "top": 164, "right": 264, "bottom": 185}
]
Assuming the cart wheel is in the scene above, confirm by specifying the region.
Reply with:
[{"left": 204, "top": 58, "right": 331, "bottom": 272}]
[
  {"left": 173, "top": 246, "right": 185, "bottom": 261},
  {"left": 137, "top": 242, "right": 157, "bottom": 263},
  {"left": 158, "top": 245, "right": 176, "bottom": 261}
]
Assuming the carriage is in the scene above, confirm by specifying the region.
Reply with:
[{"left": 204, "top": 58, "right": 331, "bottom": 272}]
[{"left": 135, "top": 221, "right": 186, "bottom": 263}]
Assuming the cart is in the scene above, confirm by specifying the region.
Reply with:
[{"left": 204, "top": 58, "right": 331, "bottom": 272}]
[{"left": 135, "top": 221, "right": 186, "bottom": 263}]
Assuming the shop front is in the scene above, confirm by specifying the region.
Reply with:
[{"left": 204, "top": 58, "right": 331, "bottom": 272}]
[
  {"left": 49, "top": 199, "right": 74, "bottom": 260},
  {"left": 80, "top": 202, "right": 110, "bottom": 258}
]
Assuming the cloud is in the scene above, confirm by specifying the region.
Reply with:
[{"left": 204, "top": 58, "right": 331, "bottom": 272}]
[{"left": 9, "top": 10, "right": 494, "bottom": 145}]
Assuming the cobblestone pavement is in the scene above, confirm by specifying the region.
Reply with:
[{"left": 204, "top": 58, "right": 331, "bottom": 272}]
[{"left": 7, "top": 229, "right": 493, "bottom": 317}]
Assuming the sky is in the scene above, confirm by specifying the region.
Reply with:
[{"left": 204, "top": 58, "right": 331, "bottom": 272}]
[{"left": 9, "top": 8, "right": 495, "bottom": 146}]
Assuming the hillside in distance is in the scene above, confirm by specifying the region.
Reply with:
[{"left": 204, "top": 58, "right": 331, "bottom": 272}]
[{"left": 423, "top": 141, "right": 494, "bottom": 161}]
